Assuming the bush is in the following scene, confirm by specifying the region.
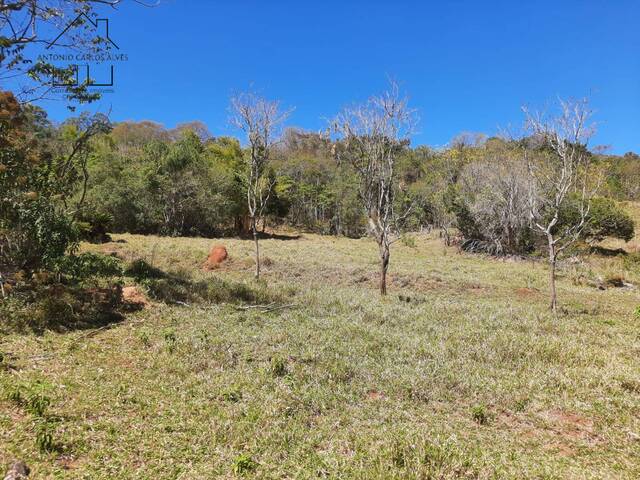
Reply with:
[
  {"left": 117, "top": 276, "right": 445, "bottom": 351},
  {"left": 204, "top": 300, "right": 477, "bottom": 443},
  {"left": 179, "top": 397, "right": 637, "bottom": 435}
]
[
  {"left": 1, "top": 198, "right": 80, "bottom": 271},
  {"left": 0, "top": 92, "right": 111, "bottom": 272},
  {"left": 558, "top": 196, "right": 635, "bottom": 243},
  {"left": 471, "top": 404, "right": 489, "bottom": 425},
  {"left": 0, "top": 283, "right": 123, "bottom": 334},
  {"left": 586, "top": 197, "right": 634, "bottom": 242},
  {"left": 448, "top": 159, "right": 534, "bottom": 256},
  {"left": 76, "top": 209, "right": 114, "bottom": 243},
  {"left": 232, "top": 454, "right": 257, "bottom": 475},
  {"left": 54, "top": 253, "right": 123, "bottom": 280}
]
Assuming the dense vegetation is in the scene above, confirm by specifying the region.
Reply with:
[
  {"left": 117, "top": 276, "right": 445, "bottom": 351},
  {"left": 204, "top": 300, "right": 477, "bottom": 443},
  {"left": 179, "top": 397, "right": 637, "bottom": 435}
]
[
  {"left": 70, "top": 127, "right": 640, "bottom": 247},
  {"left": 85, "top": 122, "right": 638, "bottom": 251},
  {"left": 2, "top": 90, "right": 636, "bottom": 278}
]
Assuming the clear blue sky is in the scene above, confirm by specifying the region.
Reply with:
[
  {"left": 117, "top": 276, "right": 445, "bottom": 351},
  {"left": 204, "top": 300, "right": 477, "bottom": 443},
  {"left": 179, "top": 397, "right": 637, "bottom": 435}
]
[{"left": 42, "top": 0, "right": 640, "bottom": 153}]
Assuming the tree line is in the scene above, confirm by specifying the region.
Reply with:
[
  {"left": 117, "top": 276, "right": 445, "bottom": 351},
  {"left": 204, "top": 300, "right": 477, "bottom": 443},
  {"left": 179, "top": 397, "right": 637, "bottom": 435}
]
[
  {"left": 1, "top": 84, "right": 637, "bottom": 311},
  {"left": 2, "top": 1, "right": 638, "bottom": 311}
]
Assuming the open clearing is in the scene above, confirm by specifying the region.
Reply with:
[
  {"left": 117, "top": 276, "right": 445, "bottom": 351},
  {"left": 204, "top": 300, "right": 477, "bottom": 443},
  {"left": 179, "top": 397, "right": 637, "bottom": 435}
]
[{"left": 1, "top": 231, "right": 639, "bottom": 479}]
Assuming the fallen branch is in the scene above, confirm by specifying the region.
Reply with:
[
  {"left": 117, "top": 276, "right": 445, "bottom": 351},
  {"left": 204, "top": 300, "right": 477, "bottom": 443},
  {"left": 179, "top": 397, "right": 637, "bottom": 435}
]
[
  {"left": 235, "top": 302, "right": 297, "bottom": 313},
  {"left": 235, "top": 302, "right": 277, "bottom": 310},
  {"left": 262, "top": 303, "right": 298, "bottom": 313}
]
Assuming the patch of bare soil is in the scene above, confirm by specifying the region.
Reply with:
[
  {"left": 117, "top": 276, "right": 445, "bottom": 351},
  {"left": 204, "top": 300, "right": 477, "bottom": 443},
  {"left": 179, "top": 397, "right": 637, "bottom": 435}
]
[
  {"left": 497, "top": 409, "right": 602, "bottom": 458},
  {"left": 366, "top": 390, "right": 386, "bottom": 401},
  {"left": 543, "top": 409, "right": 599, "bottom": 442},
  {"left": 122, "top": 286, "right": 150, "bottom": 310},
  {"left": 57, "top": 454, "right": 82, "bottom": 471},
  {"left": 514, "top": 287, "right": 539, "bottom": 298}
]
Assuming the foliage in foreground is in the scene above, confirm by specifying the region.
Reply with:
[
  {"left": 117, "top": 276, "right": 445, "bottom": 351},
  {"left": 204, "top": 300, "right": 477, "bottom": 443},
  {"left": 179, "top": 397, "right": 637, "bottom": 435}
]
[{"left": 0, "top": 251, "right": 287, "bottom": 334}]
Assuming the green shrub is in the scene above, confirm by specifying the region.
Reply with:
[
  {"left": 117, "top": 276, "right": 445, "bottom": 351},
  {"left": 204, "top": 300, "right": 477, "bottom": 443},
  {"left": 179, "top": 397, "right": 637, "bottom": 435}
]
[
  {"left": 232, "top": 454, "right": 257, "bottom": 475},
  {"left": 1, "top": 198, "right": 80, "bottom": 271},
  {"left": 0, "top": 95, "right": 110, "bottom": 272},
  {"left": 471, "top": 404, "right": 489, "bottom": 425},
  {"left": 26, "top": 393, "right": 51, "bottom": 417},
  {"left": 76, "top": 209, "right": 114, "bottom": 243},
  {"left": 163, "top": 328, "right": 177, "bottom": 353},
  {"left": 269, "top": 356, "right": 288, "bottom": 378},
  {"left": 558, "top": 196, "right": 635, "bottom": 243},
  {"left": 401, "top": 235, "right": 417, "bottom": 248},
  {"left": 54, "top": 253, "right": 123, "bottom": 280},
  {"left": 35, "top": 420, "right": 56, "bottom": 453}
]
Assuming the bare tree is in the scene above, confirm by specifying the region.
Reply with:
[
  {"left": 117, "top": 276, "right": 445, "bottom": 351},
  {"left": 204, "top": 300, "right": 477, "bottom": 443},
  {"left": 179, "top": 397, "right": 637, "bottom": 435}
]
[
  {"left": 457, "top": 153, "right": 531, "bottom": 255},
  {"left": 332, "top": 81, "right": 417, "bottom": 295},
  {"left": 523, "top": 97, "right": 600, "bottom": 313},
  {"left": 229, "top": 91, "right": 291, "bottom": 280}
]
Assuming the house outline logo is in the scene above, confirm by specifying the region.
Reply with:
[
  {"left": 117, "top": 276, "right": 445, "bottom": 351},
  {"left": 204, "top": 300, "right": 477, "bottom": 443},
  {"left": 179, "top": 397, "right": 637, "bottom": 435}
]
[
  {"left": 45, "top": 12, "right": 125, "bottom": 89},
  {"left": 47, "top": 12, "right": 119, "bottom": 50}
]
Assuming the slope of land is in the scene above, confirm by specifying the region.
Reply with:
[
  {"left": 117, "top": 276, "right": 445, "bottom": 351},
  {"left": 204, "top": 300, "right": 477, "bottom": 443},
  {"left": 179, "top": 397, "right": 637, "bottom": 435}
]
[{"left": 1, "top": 228, "right": 639, "bottom": 478}]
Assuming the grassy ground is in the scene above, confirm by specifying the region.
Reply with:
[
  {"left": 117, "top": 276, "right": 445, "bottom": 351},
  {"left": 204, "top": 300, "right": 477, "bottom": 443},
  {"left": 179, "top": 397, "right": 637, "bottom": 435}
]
[{"left": 1, "top": 227, "right": 639, "bottom": 478}]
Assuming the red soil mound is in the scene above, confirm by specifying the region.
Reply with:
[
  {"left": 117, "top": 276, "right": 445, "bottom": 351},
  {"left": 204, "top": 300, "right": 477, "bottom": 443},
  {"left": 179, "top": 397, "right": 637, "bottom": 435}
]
[
  {"left": 122, "top": 286, "right": 150, "bottom": 309},
  {"left": 204, "top": 245, "right": 228, "bottom": 270}
]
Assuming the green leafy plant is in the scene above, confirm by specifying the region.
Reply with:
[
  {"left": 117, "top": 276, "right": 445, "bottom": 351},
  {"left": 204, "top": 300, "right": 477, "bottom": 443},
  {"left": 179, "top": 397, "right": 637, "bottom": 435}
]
[
  {"left": 25, "top": 393, "right": 51, "bottom": 417},
  {"left": 54, "top": 252, "right": 123, "bottom": 280},
  {"left": 401, "top": 235, "right": 417, "bottom": 248},
  {"left": 138, "top": 330, "right": 151, "bottom": 347},
  {"left": 232, "top": 454, "right": 257, "bottom": 475},
  {"left": 471, "top": 404, "right": 489, "bottom": 425},
  {"left": 269, "top": 356, "right": 288, "bottom": 378},
  {"left": 164, "top": 329, "right": 177, "bottom": 353},
  {"left": 35, "top": 420, "right": 56, "bottom": 453}
]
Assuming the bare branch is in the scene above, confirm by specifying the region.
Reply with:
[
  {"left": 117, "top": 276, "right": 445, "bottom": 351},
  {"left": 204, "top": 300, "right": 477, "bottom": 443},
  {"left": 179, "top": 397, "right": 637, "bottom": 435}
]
[{"left": 331, "top": 79, "right": 417, "bottom": 294}]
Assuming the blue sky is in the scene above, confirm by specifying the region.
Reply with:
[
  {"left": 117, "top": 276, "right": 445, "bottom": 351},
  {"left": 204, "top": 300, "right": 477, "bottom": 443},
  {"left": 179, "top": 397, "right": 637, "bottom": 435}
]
[{"left": 41, "top": 0, "right": 640, "bottom": 153}]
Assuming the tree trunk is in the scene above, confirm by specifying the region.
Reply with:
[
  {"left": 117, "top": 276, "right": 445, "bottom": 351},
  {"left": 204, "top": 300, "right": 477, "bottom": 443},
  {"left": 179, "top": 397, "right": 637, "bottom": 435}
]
[
  {"left": 252, "top": 216, "right": 260, "bottom": 280},
  {"left": 379, "top": 244, "right": 390, "bottom": 295},
  {"left": 547, "top": 234, "right": 557, "bottom": 313}
]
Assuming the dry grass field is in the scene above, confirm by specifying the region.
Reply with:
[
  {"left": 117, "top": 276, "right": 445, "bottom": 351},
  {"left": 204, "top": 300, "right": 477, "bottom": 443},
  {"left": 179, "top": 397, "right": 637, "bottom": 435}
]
[{"left": 1, "top": 213, "right": 639, "bottom": 478}]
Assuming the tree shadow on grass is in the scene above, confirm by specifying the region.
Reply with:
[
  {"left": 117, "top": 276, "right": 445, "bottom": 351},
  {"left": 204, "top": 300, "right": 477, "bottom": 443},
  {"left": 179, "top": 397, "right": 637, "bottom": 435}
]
[
  {"left": 0, "top": 282, "right": 125, "bottom": 335},
  {"left": 125, "top": 259, "right": 289, "bottom": 306},
  {"left": 589, "top": 245, "right": 628, "bottom": 257},
  {"left": 236, "top": 232, "right": 302, "bottom": 241}
]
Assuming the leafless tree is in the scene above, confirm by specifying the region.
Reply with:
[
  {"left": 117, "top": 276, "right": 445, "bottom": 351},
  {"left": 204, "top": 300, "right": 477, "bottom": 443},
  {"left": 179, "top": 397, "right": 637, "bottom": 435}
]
[
  {"left": 229, "top": 91, "right": 291, "bottom": 280},
  {"left": 523, "top": 97, "right": 601, "bottom": 313},
  {"left": 458, "top": 154, "right": 530, "bottom": 255},
  {"left": 332, "top": 81, "right": 417, "bottom": 295}
]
